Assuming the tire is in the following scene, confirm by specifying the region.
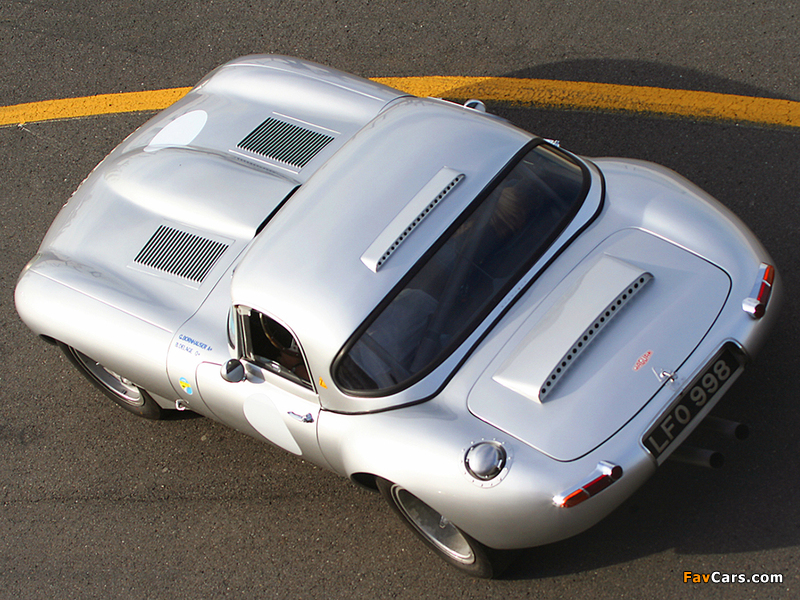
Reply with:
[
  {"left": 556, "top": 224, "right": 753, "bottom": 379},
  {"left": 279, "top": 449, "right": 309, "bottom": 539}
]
[
  {"left": 60, "top": 343, "right": 165, "bottom": 420},
  {"left": 376, "top": 478, "right": 512, "bottom": 578}
]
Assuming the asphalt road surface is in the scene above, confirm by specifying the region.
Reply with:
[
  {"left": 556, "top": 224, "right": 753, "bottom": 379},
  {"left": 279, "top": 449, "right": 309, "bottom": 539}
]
[{"left": 1, "top": 2, "right": 798, "bottom": 599}]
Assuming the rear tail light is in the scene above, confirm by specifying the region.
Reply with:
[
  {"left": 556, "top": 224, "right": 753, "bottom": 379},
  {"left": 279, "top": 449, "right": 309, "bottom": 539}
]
[
  {"left": 742, "top": 263, "right": 775, "bottom": 319},
  {"left": 554, "top": 461, "right": 623, "bottom": 508}
]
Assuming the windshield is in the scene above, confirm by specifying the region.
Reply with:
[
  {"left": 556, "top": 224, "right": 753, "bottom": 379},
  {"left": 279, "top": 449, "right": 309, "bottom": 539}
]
[{"left": 334, "top": 143, "right": 588, "bottom": 395}]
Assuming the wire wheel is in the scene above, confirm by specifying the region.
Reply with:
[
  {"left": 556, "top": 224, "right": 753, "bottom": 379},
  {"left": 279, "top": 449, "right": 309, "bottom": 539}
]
[
  {"left": 376, "top": 478, "right": 510, "bottom": 578},
  {"left": 70, "top": 348, "right": 145, "bottom": 406},
  {"left": 390, "top": 484, "right": 475, "bottom": 564},
  {"left": 59, "top": 343, "right": 164, "bottom": 419}
]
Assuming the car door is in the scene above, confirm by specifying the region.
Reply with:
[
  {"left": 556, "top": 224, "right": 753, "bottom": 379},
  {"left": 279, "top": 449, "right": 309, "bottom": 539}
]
[{"left": 195, "top": 306, "right": 329, "bottom": 468}]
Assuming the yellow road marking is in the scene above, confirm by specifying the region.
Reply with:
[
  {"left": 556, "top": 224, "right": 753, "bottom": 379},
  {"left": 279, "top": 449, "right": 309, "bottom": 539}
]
[
  {"left": 0, "top": 88, "right": 193, "bottom": 126},
  {"left": 376, "top": 77, "right": 800, "bottom": 128},
  {"left": 2, "top": 77, "right": 799, "bottom": 128}
]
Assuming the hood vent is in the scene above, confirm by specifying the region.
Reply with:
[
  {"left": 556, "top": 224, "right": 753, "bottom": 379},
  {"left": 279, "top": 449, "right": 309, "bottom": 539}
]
[
  {"left": 237, "top": 117, "right": 334, "bottom": 169},
  {"left": 134, "top": 225, "right": 229, "bottom": 283}
]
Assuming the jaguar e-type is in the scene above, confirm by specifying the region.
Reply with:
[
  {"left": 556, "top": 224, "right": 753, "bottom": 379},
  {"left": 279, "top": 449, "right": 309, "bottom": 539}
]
[{"left": 15, "top": 56, "right": 780, "bottom": 577}]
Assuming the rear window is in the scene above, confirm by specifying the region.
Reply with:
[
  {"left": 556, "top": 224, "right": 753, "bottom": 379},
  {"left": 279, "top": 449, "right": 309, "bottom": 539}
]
[{"left": 334, "top": 143, "right": 588, "bottom": 395}]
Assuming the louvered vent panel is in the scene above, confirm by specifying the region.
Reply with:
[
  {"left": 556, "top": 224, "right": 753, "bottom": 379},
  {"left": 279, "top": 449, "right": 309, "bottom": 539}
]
[
  {"left": 237, "top": 118, "right": 334, "bottom": 168},
  {"left": 134, "top": 225, "right": 228, "bottom": 283}
]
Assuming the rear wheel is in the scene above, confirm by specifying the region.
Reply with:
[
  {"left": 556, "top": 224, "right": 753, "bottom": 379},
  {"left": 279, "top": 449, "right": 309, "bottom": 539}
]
[
  {"left": 60, "top": 343, "right": 164, "bottom": 420},
  {"left": 376, "top": 478, "right": 512, "bottom": 578}
]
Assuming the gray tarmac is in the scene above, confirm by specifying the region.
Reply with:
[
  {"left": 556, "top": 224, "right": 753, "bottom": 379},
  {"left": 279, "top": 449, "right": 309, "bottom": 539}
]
[{"left": 1, "top": 1, "right": 798, "bottom": 598}]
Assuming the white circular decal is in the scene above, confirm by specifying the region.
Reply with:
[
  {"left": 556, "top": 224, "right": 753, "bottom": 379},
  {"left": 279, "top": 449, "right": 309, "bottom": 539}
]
[{"left": 145, "top": 110, "right": 208, "bottom": 151}]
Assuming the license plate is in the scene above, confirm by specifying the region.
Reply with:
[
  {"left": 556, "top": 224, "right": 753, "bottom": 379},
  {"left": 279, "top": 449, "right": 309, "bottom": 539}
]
[{"left": 643, "top": 345, "right": 744, "bottom": 459}]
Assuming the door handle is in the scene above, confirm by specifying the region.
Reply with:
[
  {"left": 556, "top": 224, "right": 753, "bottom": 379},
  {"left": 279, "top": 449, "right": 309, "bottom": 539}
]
[{"left": 288, "top": 412, "right": 314, "bottom": 423}]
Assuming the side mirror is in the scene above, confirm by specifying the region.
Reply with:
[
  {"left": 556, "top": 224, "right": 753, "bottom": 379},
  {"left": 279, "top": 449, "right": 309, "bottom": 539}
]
[
  {"left": 463, "top": 99, "right": 486, "bottom": 113},
  {"left": 220, "top": 358, "right": 246, "bottom": 383}
]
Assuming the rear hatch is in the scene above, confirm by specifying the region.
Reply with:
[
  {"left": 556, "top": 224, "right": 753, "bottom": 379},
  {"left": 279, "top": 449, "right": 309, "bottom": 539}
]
[{"left": 467, "top": 228, "right": 730, "bottom": 461}]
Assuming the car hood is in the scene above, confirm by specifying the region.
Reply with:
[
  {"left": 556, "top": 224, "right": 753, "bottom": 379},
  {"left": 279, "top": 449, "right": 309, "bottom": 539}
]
[
  {"left": 467, "top": 228, "right": 730, "bottom": 461},
  {"left": 27, "top": 148, "right": 297, "bottom": 332},
  {"left": 25, "top": 56, "right": 405, "bottom": 333}
]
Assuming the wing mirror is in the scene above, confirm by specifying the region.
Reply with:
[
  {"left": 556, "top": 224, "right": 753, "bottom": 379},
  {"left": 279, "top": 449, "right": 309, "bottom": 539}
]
[
  {"left": 220, "top": 358, "right": 246, "bottom": 382},
  {"left": 463, "top": 99, "right": 486, "bottom": 112}
]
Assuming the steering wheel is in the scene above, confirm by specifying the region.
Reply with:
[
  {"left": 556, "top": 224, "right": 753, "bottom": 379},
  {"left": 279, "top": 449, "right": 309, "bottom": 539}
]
[{"left": 259, "top": 313, "right": 301, "bottom": 358}]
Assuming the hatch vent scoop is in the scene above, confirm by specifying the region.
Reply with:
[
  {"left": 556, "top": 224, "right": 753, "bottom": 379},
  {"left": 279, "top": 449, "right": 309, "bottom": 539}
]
[
  {"left": 537, "top": 270, "right": 653, "bottom": 400},
  {"left": 237, "top": 117, "right": 334, "bottom": 169},
  {"left": 493, "top": 255, "right": 653, "bottom": 403},
  {"left": 134, "top": 225, "right": 229, "bottom": 283}
]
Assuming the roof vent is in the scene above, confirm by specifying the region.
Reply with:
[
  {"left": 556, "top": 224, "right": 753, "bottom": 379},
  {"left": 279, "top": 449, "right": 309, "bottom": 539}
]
[
  {"left": 134, "top": 225, "right": 229, "bottom": 283},
  {"left": 361, "top": 167, "right": 465, "bottom": 272},
  {"left": 237, "top": 117, "right": 334, "bottom": 169}
]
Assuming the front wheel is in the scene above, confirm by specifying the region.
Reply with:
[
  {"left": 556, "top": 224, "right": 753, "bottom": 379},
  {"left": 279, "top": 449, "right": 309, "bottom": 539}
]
[
  {"left": 376, "top": 478, "right": 512, "bottom": 578},
  {"left": 60, "top": 343, "right": 165, "bottom": 420}
]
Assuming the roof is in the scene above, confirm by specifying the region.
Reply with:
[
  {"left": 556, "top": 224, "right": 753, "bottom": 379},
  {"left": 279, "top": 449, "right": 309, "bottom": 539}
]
[{"left": 231, "top": 97, "right": 532, "bottom": 364}]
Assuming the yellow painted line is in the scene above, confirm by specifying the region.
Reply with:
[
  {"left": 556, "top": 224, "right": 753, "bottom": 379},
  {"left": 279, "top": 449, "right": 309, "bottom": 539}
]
[
  {"left": 0, "top": 88, "right": 193, "bottom": 126},
  {"left": 2, "top": 77, "right": 799, "bottom": 129},
  {"left": 373, "top": 77, "right": 800, "bottom": 129}
]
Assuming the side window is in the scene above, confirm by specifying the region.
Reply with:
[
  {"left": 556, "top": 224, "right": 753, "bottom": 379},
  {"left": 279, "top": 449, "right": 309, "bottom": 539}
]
[{"left": 238, "top": 307, "right": 313, "bottom": 390}]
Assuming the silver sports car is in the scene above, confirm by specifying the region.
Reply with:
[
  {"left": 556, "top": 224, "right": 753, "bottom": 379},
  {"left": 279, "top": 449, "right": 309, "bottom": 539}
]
[{"left": 15, "top": 56, "right": 780, "bottom": 577}]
